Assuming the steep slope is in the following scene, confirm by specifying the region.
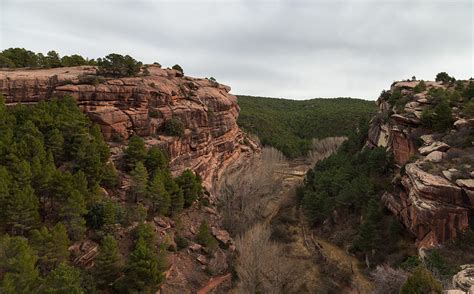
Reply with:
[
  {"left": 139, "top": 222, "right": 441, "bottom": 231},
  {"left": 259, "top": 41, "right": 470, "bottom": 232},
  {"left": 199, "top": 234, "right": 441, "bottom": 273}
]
[
  {"left": 367, "top": 79, "right": 474, "bottom": 248},
  {"left": 0, "top": 65, "right": 258, "bottom": 190}
]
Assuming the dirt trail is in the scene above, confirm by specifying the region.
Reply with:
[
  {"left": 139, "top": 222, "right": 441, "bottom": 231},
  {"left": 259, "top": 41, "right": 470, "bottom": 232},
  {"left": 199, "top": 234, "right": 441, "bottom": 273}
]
[
  {"left": 267, "top": 156, "right": 373, "bottom": 293},
  {"left": 196, "top": 274, "right": 232, "bottom": 294}
]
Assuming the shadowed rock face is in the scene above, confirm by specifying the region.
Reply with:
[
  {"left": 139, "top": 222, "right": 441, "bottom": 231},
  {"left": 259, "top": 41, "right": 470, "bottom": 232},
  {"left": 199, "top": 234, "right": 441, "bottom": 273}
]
[
  {"left": 368, "top": 80, "right": 474, "bottom": 248},
  {"left": 0, "top": 65, "right": 258, "bottom": 190}
]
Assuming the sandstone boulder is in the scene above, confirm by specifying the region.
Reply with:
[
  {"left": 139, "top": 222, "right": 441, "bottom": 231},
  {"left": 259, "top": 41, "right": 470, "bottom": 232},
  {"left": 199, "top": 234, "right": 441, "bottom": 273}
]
[
  {"left": 383, "top": 164, "right": 470, "bottom": 247},
  {"left": 419, "top": 141, "right": 450, "bottom": 155},
  {"left": 425, "top": 151, "right": 446, "bottom": 163}
]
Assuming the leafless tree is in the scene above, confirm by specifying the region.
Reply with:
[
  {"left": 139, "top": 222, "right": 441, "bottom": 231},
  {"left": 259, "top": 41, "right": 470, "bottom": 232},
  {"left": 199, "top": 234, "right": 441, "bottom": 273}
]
[
  {"left": 235, "top": 224, "right": 303, "bottom": 294},
  {"left": 218, "top": 147, "right": 286, "bottom": 236},
  {"left": 370, "top": 264, "right": 409, "bottom": 294}
]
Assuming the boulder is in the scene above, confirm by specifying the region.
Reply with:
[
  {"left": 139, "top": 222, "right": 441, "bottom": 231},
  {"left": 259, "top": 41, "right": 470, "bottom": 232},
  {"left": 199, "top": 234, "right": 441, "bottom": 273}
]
[
  {"left": 456, "top": 179, "right": 474, "bottom": 189},
  {"left": 419, "top": 141, "right": 450, "bottom": 155},
  {"left": 211, "top": 227, "right": 232, "bottom": 245},
  {"left": 189, "top": 242, "right": 203, "bottom": 252},
  {"left": 452, "top": 264, "right": 474, "bottom": 292},
  {"left": 196, "top": 254, "right": 208, "bottom": 265},
  {"left": 425, "top": 151, "right": 446, "bottom": 163},
  {"left": 454, "top": 118, "right": 474, "bottom": 129},
  {"left": 442, "top": 169, "right": 460, "bottom": 181}
]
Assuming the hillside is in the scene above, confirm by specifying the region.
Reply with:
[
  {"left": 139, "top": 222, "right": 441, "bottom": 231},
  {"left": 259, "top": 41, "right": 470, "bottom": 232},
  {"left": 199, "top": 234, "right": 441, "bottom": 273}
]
[{"left": 237, "top": 95, "right": 377, "bottom": 158}]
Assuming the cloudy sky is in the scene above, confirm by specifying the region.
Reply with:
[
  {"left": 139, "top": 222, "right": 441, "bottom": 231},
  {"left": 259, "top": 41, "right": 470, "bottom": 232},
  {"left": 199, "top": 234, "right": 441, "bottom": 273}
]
[{"left": 0, "top": 0, "right": 472, "bottom": 100}]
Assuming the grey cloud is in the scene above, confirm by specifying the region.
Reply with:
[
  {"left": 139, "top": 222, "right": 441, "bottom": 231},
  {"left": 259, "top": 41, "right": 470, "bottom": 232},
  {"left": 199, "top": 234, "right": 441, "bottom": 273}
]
[{"left": 1, "top": 0, "right": 472, "bottom": 100}]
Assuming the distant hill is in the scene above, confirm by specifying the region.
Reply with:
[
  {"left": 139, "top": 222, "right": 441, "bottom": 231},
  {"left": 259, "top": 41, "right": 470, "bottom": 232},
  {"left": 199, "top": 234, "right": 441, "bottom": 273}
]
[{"left": 237, "top": 95, "right": 377, "bottom": 158}]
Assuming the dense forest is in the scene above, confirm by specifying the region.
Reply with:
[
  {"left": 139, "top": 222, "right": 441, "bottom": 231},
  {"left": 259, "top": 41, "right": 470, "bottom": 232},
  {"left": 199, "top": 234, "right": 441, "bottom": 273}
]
[
  {"left": 0, "top": 96, "right": 204, "bottom": 293},
  {"left": 237, "top": 95, "right": 376, "bottom": 158}
]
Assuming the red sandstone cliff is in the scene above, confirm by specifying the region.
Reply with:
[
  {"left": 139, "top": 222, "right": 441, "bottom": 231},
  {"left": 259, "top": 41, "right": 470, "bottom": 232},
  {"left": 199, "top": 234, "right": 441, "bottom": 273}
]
[
  {"left": 367, "top": 80, "right": 473, "bottom": 248},
  {"left": 0, "top": 65, "right": 258, "bottom": 190}
]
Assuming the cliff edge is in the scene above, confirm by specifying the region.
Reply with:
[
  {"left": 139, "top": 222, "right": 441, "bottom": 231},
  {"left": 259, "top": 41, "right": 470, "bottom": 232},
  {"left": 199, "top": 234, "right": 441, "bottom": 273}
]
[
  {"left": 367, "top": 79, "right": 473, "bottom": 248},
  {"left": 0, "top": 65, "right": 258, "bottom": 190}
]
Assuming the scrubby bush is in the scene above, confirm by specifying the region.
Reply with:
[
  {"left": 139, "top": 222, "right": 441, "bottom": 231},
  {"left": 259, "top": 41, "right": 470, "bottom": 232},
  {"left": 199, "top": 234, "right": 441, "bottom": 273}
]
[
  {"left": 163, "top": 118, "right": 185, "bottom": 137},
  {"left": 421, "top": 99, "right": 453, "bottom": 131},
  {"left": 175, "top": 235, "right": 189, "bottom": 250},
  {"left": 400, "top": 267, "right": 442, "bottom": 294},
  {"left": 413, "top": 81, "right": 426, "bottom": 93},
  {"left": 172, "top": 64, "right": 183, "bottom": 73}
]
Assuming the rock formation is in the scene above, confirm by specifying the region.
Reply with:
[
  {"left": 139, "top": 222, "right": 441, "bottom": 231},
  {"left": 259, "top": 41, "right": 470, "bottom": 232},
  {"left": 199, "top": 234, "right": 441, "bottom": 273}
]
[
  {"left": 0, "top": 65, "right": 258, "bottom": 190},
  {"left": 368, "top": 80, "right": 474, "bottom": 248}
]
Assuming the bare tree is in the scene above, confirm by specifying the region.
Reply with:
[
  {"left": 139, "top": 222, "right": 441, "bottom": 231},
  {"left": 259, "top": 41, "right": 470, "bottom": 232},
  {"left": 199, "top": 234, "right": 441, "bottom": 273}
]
[
  {"left": 370, "top": 264, "right": 409, "bottom": 294},
  {"left": 235, "top": 224, "right": 303, "bottom": 294},
  {"left": 218, "top": 147, "right": 286, "bottom": 236}
]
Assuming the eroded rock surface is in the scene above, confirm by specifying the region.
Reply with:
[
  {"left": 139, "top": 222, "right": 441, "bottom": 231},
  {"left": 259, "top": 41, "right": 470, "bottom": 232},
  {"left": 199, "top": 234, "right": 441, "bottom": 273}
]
[
  {"left": 0, "top": 66, "right": 258, "bottom": 189},
  {"left": 369, "top": 80, "right": 474, "bottom": 248}
]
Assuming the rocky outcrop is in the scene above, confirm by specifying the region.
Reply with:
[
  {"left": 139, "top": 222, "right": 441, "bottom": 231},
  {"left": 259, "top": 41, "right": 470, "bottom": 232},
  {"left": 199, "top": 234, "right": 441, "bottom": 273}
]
[
  {"left": 0, "top": 66, "right": 258, "bottom": 190},
  {"left": 382, "top": 164, "right": 470, "bottom": 248},
  {"left": 369, "top": 79, "right": 474, "bottom": 248},
  {"left": 452, "top": 264, "right": 474, "bottom": 293}
]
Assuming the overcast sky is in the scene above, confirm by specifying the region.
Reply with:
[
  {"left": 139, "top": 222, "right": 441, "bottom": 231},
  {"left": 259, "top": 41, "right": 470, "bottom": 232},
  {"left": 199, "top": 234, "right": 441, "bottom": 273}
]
[{"left": 0, "top": 0, "right": 472, "bottom": 100}]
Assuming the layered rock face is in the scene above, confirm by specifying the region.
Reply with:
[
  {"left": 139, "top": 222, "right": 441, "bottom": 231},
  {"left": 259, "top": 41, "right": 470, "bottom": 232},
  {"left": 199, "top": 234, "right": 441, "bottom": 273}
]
[
  {"left": 368, "top": 80, "right": 474, "bottom": 248},
  {"left": 0, "top": 66, "right": 257, "bottom": 189}
]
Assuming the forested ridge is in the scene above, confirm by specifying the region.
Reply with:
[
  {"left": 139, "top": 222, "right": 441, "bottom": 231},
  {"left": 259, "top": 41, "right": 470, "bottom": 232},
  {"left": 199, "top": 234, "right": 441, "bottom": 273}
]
[
  {"left": 237, "top": 95, "right": 376, "bottom": 158},
  {"left": 0, "top": 96, "right": 205, "bottom": 293}
]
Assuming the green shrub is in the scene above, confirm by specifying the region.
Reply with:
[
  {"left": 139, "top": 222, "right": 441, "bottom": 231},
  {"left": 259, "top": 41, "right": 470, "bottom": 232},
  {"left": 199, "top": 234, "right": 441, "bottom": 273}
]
[
  {"left": 163, "top": 118, "right": 185, "bottom": 137},
  {"left": 175, "top": 235, "right": 189, "bottom": 250},
  {"left": 421, "top": 99, "right": 453, "bottom": 131},
  {"left": 196, "top": 221, "right": 218, "bottom": 250},
  {"left": 148, "top": 109, "right": 161, "bottom": 119},
  {"left": 463, "top": 101, "right": 474, "bottom": 117},
  {"left": 172, "top": 64, "right": 183, "bottom": 74},
  {"left": 400, "top": 267, "right": 442, "bottom": 294},
  {"left": 413, "top": 81, "right": 426, "bottom": 93},
  {"left": 435, "top": 72, "right": 455, "bottom": 83}
]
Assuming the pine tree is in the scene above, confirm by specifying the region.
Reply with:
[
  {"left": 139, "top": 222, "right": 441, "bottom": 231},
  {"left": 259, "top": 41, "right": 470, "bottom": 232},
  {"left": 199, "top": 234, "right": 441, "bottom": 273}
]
[
  {"left": 30, "top": 223, "right": 70, "bottom": 273},
  {"left": 101, "top": 162, "right": 119, "bottom": 189},
  {"left": 124, "top": 136, "right": 147, "bottom": 169},
  {"left": 4, "top": 186, "right": 40, "bottom": 235},
  {"left": 0, "top": 166, "right": 10, "bottom": 221},
  {"left": 145, "top": 147, "right": 168, "bottom": 175},
  {"left": 196, "top": 221, "right": 218, "bottom": 250},
  {"left": 352, "top": 198, "right": 381, "bottom": 254},
  {"left": 94, "top": 235, "right": 123, "bottom": 289},
  {"left": 59, "top": 190, "right": 87, "bottom": 241},
  {"left": 163, "top": 174, "right": 184, "bottom": 214},
  {"left": 176, "top": 169, "right": 203, "bottom": 207},
  {"left": 46, "top": 128, "right": 64, "bottom": 161},
  {"left": 0, "top": 235, "right": 39, "bottom": 293},
  {"left": 40, "top": 263, "right": 84, "bottom": 294},
  {"left": 124, "top": 236, "right": 164, "bottom": 293},
  {"left": 147, "top": 173, "right": 171, "bottom": 215},
  {"left": 130, "top": 161, "right": 148, "bottom": 203}
]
